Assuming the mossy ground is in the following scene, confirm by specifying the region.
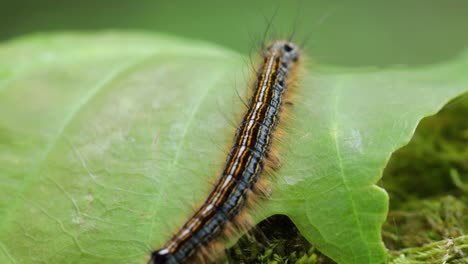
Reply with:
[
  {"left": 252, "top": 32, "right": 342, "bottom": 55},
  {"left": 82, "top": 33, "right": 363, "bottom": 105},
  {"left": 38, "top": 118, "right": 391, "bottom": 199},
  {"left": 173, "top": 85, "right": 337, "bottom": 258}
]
[{"left": 228, "top": 94, "right": 468, "bottom": 263}]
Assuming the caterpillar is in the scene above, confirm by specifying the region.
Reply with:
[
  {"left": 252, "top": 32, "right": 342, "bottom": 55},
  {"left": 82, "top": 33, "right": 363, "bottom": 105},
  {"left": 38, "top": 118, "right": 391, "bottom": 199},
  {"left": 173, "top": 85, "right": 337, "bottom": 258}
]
[{"left": 148, "top": 40, "right": 301, "bottom": 264}]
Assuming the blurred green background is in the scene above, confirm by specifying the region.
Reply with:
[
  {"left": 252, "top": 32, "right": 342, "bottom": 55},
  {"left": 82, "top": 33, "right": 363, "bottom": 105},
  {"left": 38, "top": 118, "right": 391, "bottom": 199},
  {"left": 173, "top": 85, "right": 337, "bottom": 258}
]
[{"left": 2, "top": 0, "right": 468, "bottom": 67}]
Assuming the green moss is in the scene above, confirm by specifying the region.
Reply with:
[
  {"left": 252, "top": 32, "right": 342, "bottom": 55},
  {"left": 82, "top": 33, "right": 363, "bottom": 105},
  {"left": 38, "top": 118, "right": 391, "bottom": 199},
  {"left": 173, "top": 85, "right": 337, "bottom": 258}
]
[
  {"left": 382, "top": 94, "right": 468, "bottom": 208},
  {"left": 382, "top": 94, "right": 468, "bottom": 263},
  {"left": 227, "top": 215, "right": 334, "bottom": 264}
]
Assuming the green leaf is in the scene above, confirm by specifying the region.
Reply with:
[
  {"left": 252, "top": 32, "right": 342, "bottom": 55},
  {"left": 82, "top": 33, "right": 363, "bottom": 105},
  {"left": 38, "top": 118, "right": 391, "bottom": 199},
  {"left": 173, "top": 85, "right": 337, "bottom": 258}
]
[{"left": 0, "top": 32, "right": 467, "bottom": 264}]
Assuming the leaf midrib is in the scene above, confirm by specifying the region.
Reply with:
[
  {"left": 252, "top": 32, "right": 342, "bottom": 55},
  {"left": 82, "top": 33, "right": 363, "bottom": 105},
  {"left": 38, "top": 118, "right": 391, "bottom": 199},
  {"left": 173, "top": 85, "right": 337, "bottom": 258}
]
[
  {"left": 146, "top": 62, "right": 234, "bottom": 244},
  {"left": 330, "top": 83, "right": 371, "bottom": 262}
]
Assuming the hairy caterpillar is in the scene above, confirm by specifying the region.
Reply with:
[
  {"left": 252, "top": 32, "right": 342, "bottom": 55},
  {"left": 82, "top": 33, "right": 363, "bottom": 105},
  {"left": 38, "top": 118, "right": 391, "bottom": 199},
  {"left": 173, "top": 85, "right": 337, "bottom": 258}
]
[{"left": 148, "top": 40, "right": 302, "bottom": 264}]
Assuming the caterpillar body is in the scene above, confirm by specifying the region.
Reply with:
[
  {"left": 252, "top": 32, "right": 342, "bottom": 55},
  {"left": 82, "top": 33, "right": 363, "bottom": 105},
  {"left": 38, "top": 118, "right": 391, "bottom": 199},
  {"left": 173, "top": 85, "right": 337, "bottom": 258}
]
[{"left": 149, "top": 41, "right": 301, "bottom": 264}]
